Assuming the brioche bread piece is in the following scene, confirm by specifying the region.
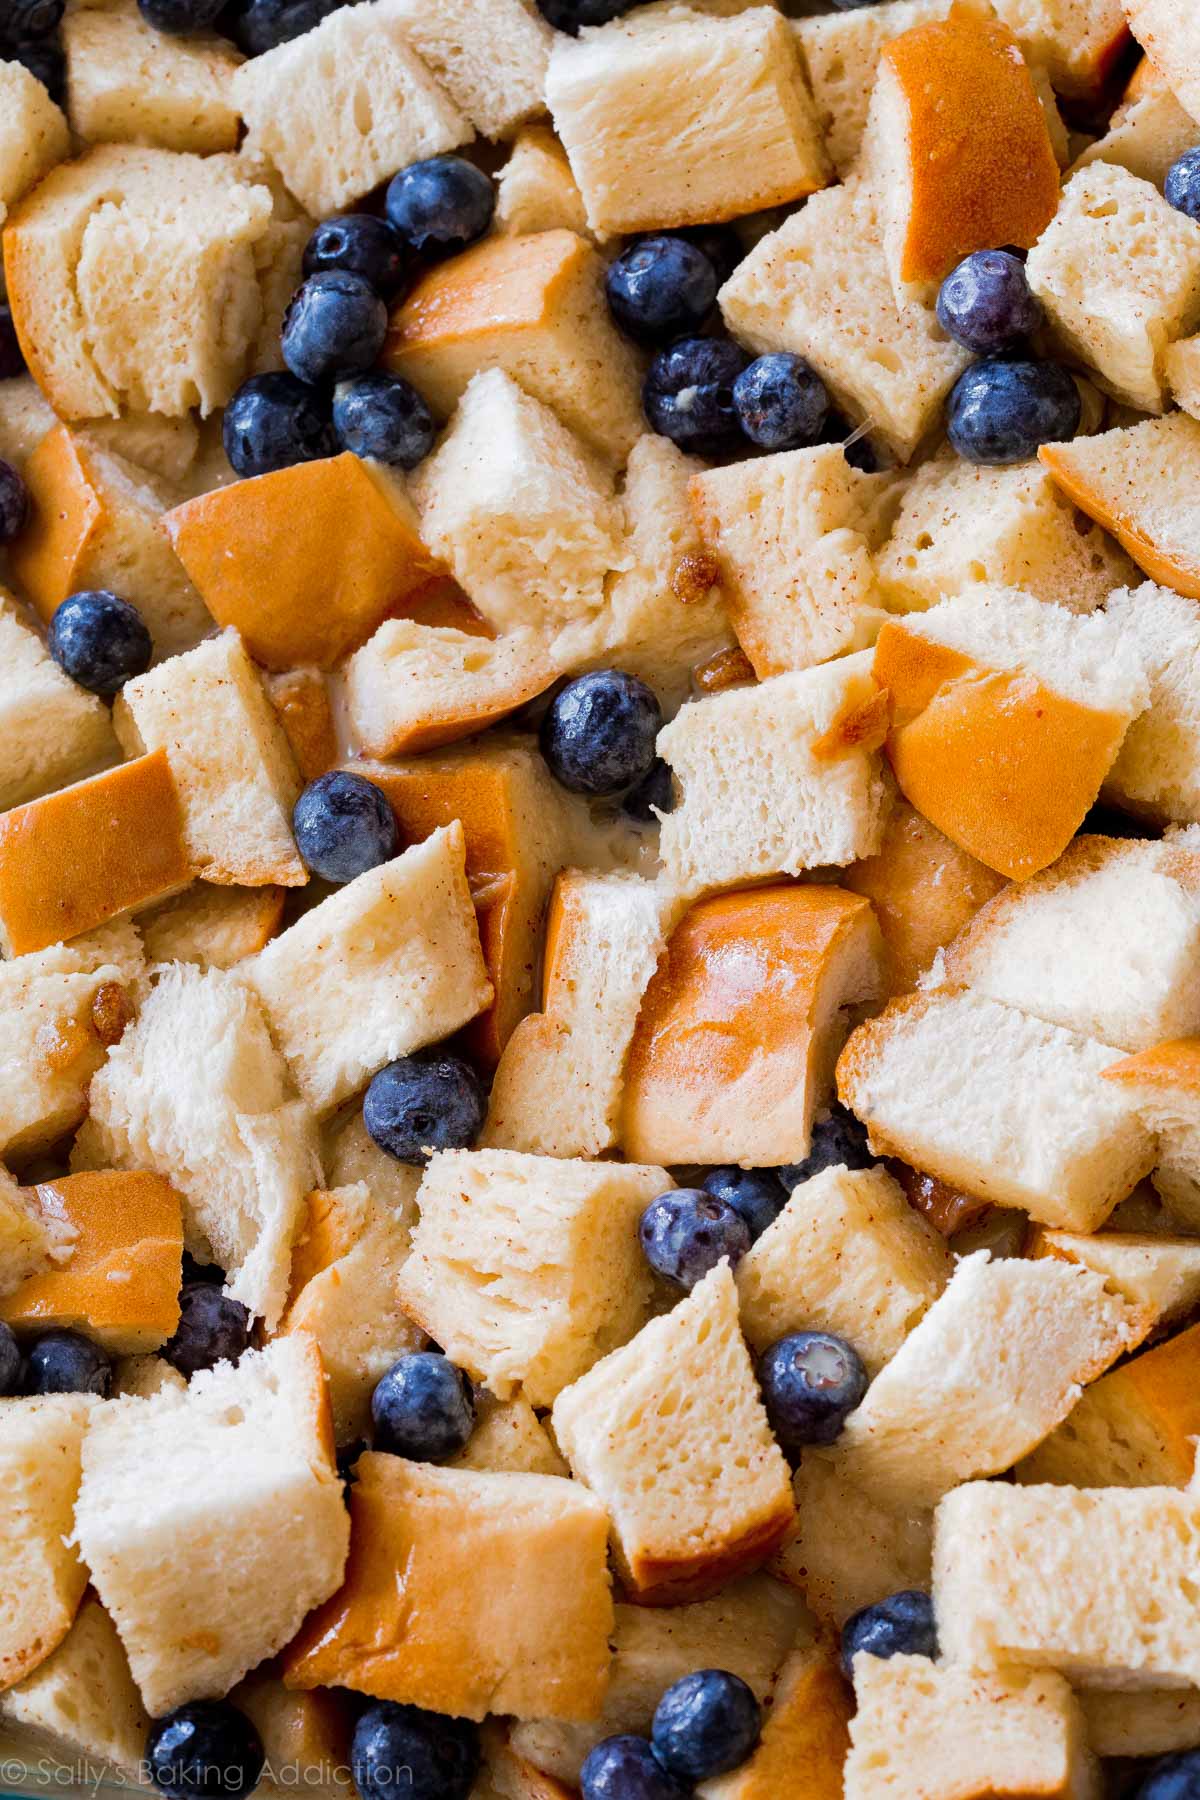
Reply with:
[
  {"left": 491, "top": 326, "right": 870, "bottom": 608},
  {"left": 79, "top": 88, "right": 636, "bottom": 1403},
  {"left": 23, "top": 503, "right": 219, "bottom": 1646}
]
[
  {"left": 242, "top": 824, "right": 491, "bottom": 1115},
  {"left": 657, "top": 652, "right": 891, "bottom": 897},
  {"left": 0, "top": 588, "right": 116, "bottom": 812},
  {"left": 695, "top": 1644, "right": 851, "bottom": 1800},
  {"left": 264, "top": 669, "right": 337, "bottom": 784},
  {"left": 0, "top": 62, "right": 69, "bottom": 227},
  {"left": 385, "top": 0, "right": 550, "bottom": 139},
  {"left": 137, "top": 883, "right": 285, "bottom": 972},
  {"left": 1123, "top": 1, "right": 1200, "bottom": 123},
  {"left": 874, "top": 588, "right": 1149, "bottom": 880},
  {"left": 75, "top": 961, "right": 321, "bottom": 1328},
  {"left": 284, "top": 1453, "right": 612, "bottom": 1722},
  {"left": 1042, "top": 415, "right": 1200, "bottom": 599},
  {"left": 0, "top": 1396, "right": 94, "bottom": 1690},
  {"left": 1102, "top": 583, "right": 1200, "bottom": 824},
  {"left": 63, "top": 1, "right": 242, "bottom": 153},
  {"left": 75, "top": 1337, "right": 347, "bottom": 1714},
  {"left": 477, "top": 1730, "right": 578, "bottom": 1800},
  {"left": 718, "top": 178, "right": 970, "bottom": 463},
  {"left": 552, "top": 1262, "right": 795, "bottom": 1602},
  {"left": 397, "top": 1148, "right": 664, "bottom": 1407},
  {"left": 343, "top": 620, "right": 555, "bottom": 760},
  {"left": 1072, "top": 67, "right": 1198, "bottom": 188},
  {"left": 0, "top": 1595, "right": 149, "bottom": 1778},
  {"left": 496, "top": 126, "right": 588, "bottom": 238},
  {"left": 771, "top": 1451, "right": 933, "bottom": 1626},
  {"left": 620, "top": 884, "right": 883, "bottom": 1168},
  {"left": 1032, "top": 1228, "right": 1200, "bottom": 1325},
  {"left": 1102, "top": 1039, "right": 1200, "bottom": 1229},
  {"left": 1166, "top": 332, "right": 1200, "bottom": 421},
  {"left": 83, "top": 410, "right": 200, "bottom": 487},
  {"left": 1076, "top": 1685, "right": 1200, "bottom": 1760},
  {"left": 447, "top": 1392, "right": 567, "bottom": 1479},
  {"left": 384, "top": 230, "right": 644, "bottom": 464}
]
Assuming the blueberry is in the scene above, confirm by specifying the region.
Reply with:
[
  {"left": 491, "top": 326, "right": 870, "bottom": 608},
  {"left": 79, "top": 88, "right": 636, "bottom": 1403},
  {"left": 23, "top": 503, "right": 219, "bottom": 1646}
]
[
  {"left": 639, "top": 1189, "right": 751, "bottom": 1291},
  {"left": 385, "top": 156, "right": 495, "bottom": 259},
  {"left": 1165, "top": 149, "right": 1200, "bottom": 224},
  {"left": 137, "top": 0, "right": 227, "bottom": 31},
  {"left": 947, "top": 356, "right": 1081, "bottom": 465},
  {"left": 643, "top": 337, "right": 750, "bottom": 455},
  {"left": 701, "top": 1167, "right": 787, "bottom": 1240},
  {"left": 622, "top": 757, "right": 674, "bottom": 824},
  {"left": 332, "top": 371, "right": 435, "bottom": 469},
  {"left": 672, "top": 225, "right": 744, "bottom": 289},
  {"left": 281, "top": 271, "right": 387, "bottom": 386},
  {"left": 652, "top": 1670, "right": 761, "bottom": 1783},
  {"left": 8, "top": 36, "right": 64, "bottom": 101},
  {"left": 49, "top": 590, "right": 153, "bottom": 696},
  {"left": 292, "top": 770, "right": 397, "bottom": 883},
  {"left": 779, "top": 1103, "right": 873, "bottom": 1190},
  {"left": 5, "top": 0, "right": 64, "bottom": 35},
  {"left": 936, "top": 249, "right": 1043, "bottom": 355},
  {"left": 146, "top": 1702, "right": 265, "bottom": 1800},
  {"left": 363, "top": 1051, "right": 487, "bottom": 1165},
  {"left": 0, "top": 459, "right": 29, "bottom": 542},
  {"left": 534, "top": 0, "right": 638, "bottom": 33},
  {"left": 733, "top": 353, "right": 829, "bottom": 451},
  {"left": 352, "top": 1701, "right": 479, "bottom": 1800},
  {"left": 230, "top": 0, "right": 344, "bottom": 55},
  {"left": 25, "top": 1329, "right": 111, "bottom": 1397},
  {"left": 539, "top": 669, "right": 662, "bottom": 797},
  {"left": 222, "top": 372, "right": 336, "bottom": 477},
  {"left": 758, "top": 1330, "right": 868, "bottom": 1455},
  {"left": 580, "top": 1737, "right": 688, "bottom": 1800},
  {"left": 370, "top": 1351, "right": 476, "bottom": 1461},
  {"left": 606, "top": 236, "right": 718, "bottom": 346},
  {"left": 0, "top": 1323, "right": 22, "bottom": 1397},
  {"left": 841, "top": 1590, "right": 939, "bottom": 1678},
  {"left": 1136, "top": 1751, "right": 1200, "bottom": 1799},
  {"left": 829, "top": 0, "right": 885, "bottom": 8},
  {"left": 162, "top": 1284, "right": 252, "bottom": 1379},
  {"left": 0, "top": 303, "right": 25, "bottom": 381},
  {"left": 303, "top": 214, "right": 408, "bottom": 300}
]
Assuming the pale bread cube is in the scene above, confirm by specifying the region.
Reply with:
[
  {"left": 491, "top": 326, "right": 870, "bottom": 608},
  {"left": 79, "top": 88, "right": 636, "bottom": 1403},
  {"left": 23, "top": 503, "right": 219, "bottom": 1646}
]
[
  {"left": 1103, "top": 1039, "right": 1200, "bottom": 1232},
  {"left": 82, "top": 410, "right": 200, "bottom": 487},
  {"left": 447, "top": 1393, "right": 568, "bottom": 1479},
  {"left": 242, "top": 824, "right": 492, "bottom": 1115},
  {"left": 1031, "top": 1230, "right": 1200, "bottom": 1333},
  {"left": 0, "top": 1397, "right": 94, "bottom": 1691},
  {"left": 546, "top": 7, "right": 828, "bottom": 238},
  {"left": 1168, "top": 332, "right": 1200, "bottom": 419},
  {"left": 496, "top": 126, "right": 588, "bottom": 237},
  {"left": 1072, "top": 70, "right": 1198, "bottom": 189},
  {"left": 112, "top": 1355, "right": 186, "bottom": 1399},
  {"left": 0, "top": 1595, "right": 149, "bottom": 1779},
  {"left": 1041, "top": 415, "right": 1200, "bottom": 600},
  {"left": 792, "top": 0, "right": 958, "bottom": 179},
  {"left": 552, "top": 1262, "right": 795, "bottom": 1602},
  {"left": 1077, "top": 1686, "right": 1200, "bottom": 1760},
  {"left": 321, "top": 1108, "right": 423, "bottom": 1232},
  {"left": 397, "top": 1148, "right": 665, "bottom": 1407},
  {"left": 1104, "top": 583, "right": 1200, "bottom": 824},
  {"left": 0, "top": 61, "right": 69, "bottom": 227},
  {"left": 137, "top": 883, "right": 285, "bottom": 972},
  {"left": 63, "top": 1, "right": 242, "bottom": 153},
  {"left": 1123, "top": 0, "right": 1200, "bottom": 124},
  {"left": 0, "top": 587, "right": 116, "bottom": 811},
  {"left": 386, "top": 0, "right": 551, "bottom": 139},
  {"left": 696, "top": 1644, "right": 852, "bottom": 1800},
  {"left": 74, "top": 1338, "right": 348, "bottom": 1715},
  {"left": 0, "top": 377, "right": 56, "bottom": 471},
  {"left": 343, "top": 621, "right": 556, "bottom": 761},
  {"left": 770, "top": 1452, "right": 933, "bottom": 1627},
  {"left": 0, "top": 1177, "right": 60, "bottom": 1299}
]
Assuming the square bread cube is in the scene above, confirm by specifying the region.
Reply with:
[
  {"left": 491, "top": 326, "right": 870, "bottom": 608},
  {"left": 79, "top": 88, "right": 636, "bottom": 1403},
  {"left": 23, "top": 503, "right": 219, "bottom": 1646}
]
[
  {"left": 0, "top": 587, "right": 116, "bottom": 812},
  {"left": 552, "top": 1261, "right": 795, "bottom": 1602},
  {"left": 697, "top": 1646, "right": 852, "bottom": 1800},
  {"left": 0, "top": 1395, "right": 94, "bottom": 1690},
  {"left": 63, "top": 1, "right": 243, "bottom": 154},
  {"left": 1028, "top": 163, "right": 1200, "bottom": 412},
  {"left": 75, "top": 1338, "right": 348, "bottom": 1715},
  {"left": 546, "top": 7, "right": 828, "bottom": 237},
  {"left": 1073, "top": 70, "right": 1198, "bottom": 191},
  {"left": 496, "top": 125, "right": 589, "bottom": 238},
  {"left": 1102, "top": 1039, "right": 1200, "bottom": 1232},
  {"left": 1104, "top": 583, "right": 1200, "bottom": 824},
  {"left": 0, "top": 61, "right": 69, "bottom": 226},
  {"left": 0, "top": 1594, "right": 150, "bottom": 1780},
  {"left": 137, "top": 884, "right": 285, "bottom": 972},
  {"left": 396, "top": 1148, "right": 666, "bottom": 1406},
  {"left": 386, "top": 0, "right": 551, "bottom": 139},
  {"left": 283, "top": 1453, "right": 613, "bottom": 1722},
  {"left": 770, "top": 1450, "right": 933, "bottom": 1627},
  {"left": 1123, "top": 0, "right": 1200, "bottom": 124}
]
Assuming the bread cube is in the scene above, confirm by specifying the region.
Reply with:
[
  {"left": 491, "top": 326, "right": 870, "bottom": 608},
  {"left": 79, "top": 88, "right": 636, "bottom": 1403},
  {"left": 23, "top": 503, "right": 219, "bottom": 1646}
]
[
  {"left": 386, "top": 0, "right": 551, "bottom": 139},
  {"left": 553, "top": 1262, "right": 795, "bottom": 1602},
  {"left": 0, "top": 1178, "right": 60, "bottom": 1298},
  {"left": 113, "top": 1355, "right": 187, "bottom": 1400},
  {"left": 0, "top": 1595, "right": 150, "bottom": 1779},
  {"left": 838, "top": 989, "right": 1155, "bottom": 1231},
  {"left": 620, "top": 884, "right": 883, "bottom": 1168},
  {"left": 546, "top": 8, "right": 828, "bottom": 237},
  {"left": 1102, "top": 583, "right": 1200, "bottom": 824},
  {"left": 397, "top": 1148, "right": 665, "bottom": 1407},
  {"left": 82, "top": 411, "right": 201, "bottom": 488},
  {"left": 343, "top": 620, "right": 556, "bottom": 760},
  {"left": 447, "top": 1392, "right": 567, "bottom": 1479},
  {"left": 657, "top": 652, "right": 891, "bottom": 898},
  {"left": 496, "top": 126, "right": 589, "bottom": 237},
  {"left": 63, "top": 1, "right": 242, "bottom": 153},
  {"left": 0, "top": 1396, "right": 94, "bottom": 1689},
  {"left": 284, "top": 1453, "right": 613, "bottom": 1722},
  {"left": 1041, "top": 415, "right": 1200, "bottom": 602},
  {"left": 231, "top": 1671, "right": 352, "bottom": 1800},
  {"left": 0, "top": 587, "right": 116, "bottom": 812},
  {"left": 0, "top": 61, "right": 69, "bottom": 227},
  {"left": 689, "top": 443, "right": 889, "bottom": 679},
  {"left": 695, "top": 1645, "right": 851, "bottom": 1800},
  {"left": 0, "top": 377, "right": 56, "bottom": 473},
  {"left": 75, "top": 1337, "right": 347, "bottom": 1714},
  {"left": 1073, "top": 68, "right": 1198, "bottom": 190},
  {"left": 263, "top": 669, "right": 336, "bottom": 784},
  {"left": 321, "top": 1108, "right": 423, "bottom": 1229},
  {"left": 138, "top": 883, "right": 285, "bottom": 971},
  {"left": 792, "top": 0, "right": 954, "bottom": 178},
  {"left": 719, "top": 179, "right": 970, "bottom": 463},
  {"left": 1076, "top": 1686, "right": 1200, "bottom": 1761},
  {"left": 1124, "top": 0, "right": 1200, "bottom": 124},
  {"left": 1102, "top": 1039, "right": 1200, "bottom": 1230},
  {"left": 242, "top": 824, "right": 491, "bottom": 1115},
  {"left": 1031, "top": 1229, "right": 1200, "bottom": 1333},
  {"left": 770, "top": 1450, "right": 932, "bottom": 1626}
]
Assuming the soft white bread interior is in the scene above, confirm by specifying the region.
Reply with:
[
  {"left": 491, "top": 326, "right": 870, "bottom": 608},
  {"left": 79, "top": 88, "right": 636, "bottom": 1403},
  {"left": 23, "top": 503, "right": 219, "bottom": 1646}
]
[
  {"left": 0, "top": 61, "right": 69, "bottom": 227},
  {"left": 0, "top": 1594, "right": 148, "bottom": 1778},
  {"left": 1123, "top": 0, "right": 1200, "bottom": 124},
  {"left": 0, "top": 376, "right": 56, "bottom": 471},
  {"left": 495, "top": 125, "right": 588, "bottom": 238},
  {"left": 385, "top": 0, "right": 551, "bottom": 139},
  {"left": 0, "top": 1395, "right": 94, "bottom": 1691},
  {"left": 62, "top": 0, "right": 243, "bottom": 154},
  {"left": 1076, "top": 1684, "right": 1200, "bottom": 1761},
  {"left": 770, "top": 1450, "right": 933, "bottom": 1628},
  {"left": 137, "top": 883, "right": 285, "bottom": 972},
  {"left": 0, "top": 586, "right": 117, "bottom": 812},
  {"left": 447, "top": 1392, "right": 567, "bottom": 1479},
  {"left": 1103, "top": 583, "right": 1200, "bottom": 824},
  {"left": 1031, "top": 1230, "right": 1200, "bottom": 1333},
  {"left": 1072, "top": 64, "right": 1198, "bottom": 189},
  {"left": 1101, "top": 1038, "right": 1200, "bottom": 1231}
]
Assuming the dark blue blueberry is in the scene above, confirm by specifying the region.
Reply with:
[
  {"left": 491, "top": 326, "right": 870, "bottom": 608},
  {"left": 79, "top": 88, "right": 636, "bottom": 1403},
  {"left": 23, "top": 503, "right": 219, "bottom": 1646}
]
[
  {"left": 332, "top": 371, "right": 435, "bottom": 469},
  {"left": 733, "top": 353, "right": 829, "bottom": 450},
  {"left": 639, "top": 1189, "right": 751, "bottom": 1291},
  {"left": 758, "top": 1330, "right": 868, "bottom": 1455},
  {"left": 672, "top": 225, "right": 744, "bottom": 289},
  {"left": 841, "top": 1590, "right": 939, "bottom": 1678},
  {"left": 0, "top": 459, "right": 29, "bottom": 542},
  {"left": 222, "top": 372, "right": 336, "bottom": 477},
  {"left": 1136, "top": 1751, "right": 1200, "bottom": 1799},
  {"left": 0, "top": 303, "right": 25, "bottom": 380},
  {"left": 652, "top": 1670, "right": 761, "bottom": 1783},
  {"left": 137, "top": 0, "right": 226, "bottom": 31},
  {"left": 535, "top": 0, "right": 638, "bottom": 33},
  {"left": 146, "top": 1702, "right": 265, "bottom": 1800},
  {"left": 25, "top": 1329, "right": 110, "bottom": 1397},
  {"left": 49, "top": 590, "right": 152, "bottom": 696},
  {"left": 370, "top": 1351, "right": 476, "bottom": 1461},
  {"left": 162, "top": 1284, "right": 252, "bottom": 1378},
  {"left": 292, "top": 770, "right": 397, "bottom": 883},
  {"left": 643, "top": 337, "right": 750, "bottom": 455},
  {"left": 8, "top": 36, "right": 64, "bottom": 101},
  {"left": 701, "top": 1167, "right": 787, "bottom": 1240},
  {"left": 281, "top": 271, "right": 388, "bottom": 385},
  {"left": 385, "top": 156, "right": 495, "bottom": 259},
  {"left": 230, "top": 0, "right": 344, "bottom": 55},
  {"left": 947, "top": 356, "right": 1081, "bottom": 465},
  {"left": 352, "top": 1702, "right": 479, "bottom": 1800},
  {"left": 363, "top": 1051, "right": 487, "bottom": 1165},
  {"left": 830, "top": 0, "right": 885, "bottom": 8},
  {"left": 1165, "top": 149, "right": 1200, "bottom": 224},
  {"left": 0, "top": 1323, "right": 22, "bottom": 1397},
  {"left": 779, "top": 1103, "right": 873, "bottom": 1190},
  {"left": 182, "top": 1251, "right": 225, "bottom": 1287},
  {"left": 5, "top": 0, "right": 64, "bottom": 36},
  {"left": 622, "top": 756, "right": 674, "bottom": 824},
  {"left": 580, "top": 1737, "right": 688, "bottom": 1800},
  {"left": 606, "top": 236, "right": 718, "bottom": 346},
  {"left": 820, "top": 410, "right": 880, "bottom": 472},
  {"left": 935, "top": 249, "right": 1043, "bottom": 355},
  {"left": 540, "top": 669, "right": 662, "bottom": 797},
  {"left": 303, "top": 214, "right": 408, "bottom": 300}
]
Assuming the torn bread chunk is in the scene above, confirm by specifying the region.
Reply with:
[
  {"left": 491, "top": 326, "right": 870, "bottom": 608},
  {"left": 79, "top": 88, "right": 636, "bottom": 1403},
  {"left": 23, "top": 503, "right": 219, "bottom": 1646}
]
[
  {"left": 0, "top": 586, "right": 116, "bottom": 812},
  {"left": 0, "top": 61, "right": 69, "bottom": 227},
  {"left": 696, "top": 1644, "right": 852, "bottom": 1800},
  {"left": 770, "top": 1451, "right": 933, "bottom": 1628},
  {"left": 1041, "top": 415, "right": 1200, "bottom": 601},
  {"left": 62, "top": 0, "right": 243, "bottom": 154},
  {"left": 496, "top": 126, "right": 589, "bottom": 238},
  {"left": 447, "top": 1393, "right": 567, "bottom": 1479},
  {"left": 0, "top": 1395, "right": 94, "bottom": 1691},
  {"left": 1102, "top": 583, "right": 1200, "bottom": 825},
  {"left": 1031, "top": 1230, "right": 1200, "bottom": 1333},
  {"left": 1072, "top": 61, "right": 1198, "bottom": 189},
  {"left": 385, "top": 0, "right": 551, "bottom": 139},
  {"left": 1122, "top": 0, "right": 1200, "bottom": 124},
  {"left": 1103, "top": 1038, "right": 1200, "bottom": 1230},
  {"left": 264, "top": 669, "right": 337, "bottom": 784},
  {"left": 137, "top": 884, "right": 285, "bottom": 972},
  {"left": 0, "top": 1594, "right": 149, "bottom": 1781}
]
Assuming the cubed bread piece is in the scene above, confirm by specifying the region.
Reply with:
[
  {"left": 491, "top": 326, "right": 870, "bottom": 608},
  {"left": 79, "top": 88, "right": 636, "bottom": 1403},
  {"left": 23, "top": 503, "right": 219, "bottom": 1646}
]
[
  {"left": 384, "top": 230, "right": 644, "bottom": 464},
  {"left": 1041, "top": 415, "right": 1200, "bottom": 600},
  {"left": 232, "top": 0, "right": 470, "bottom": 217},
  {"left": 447, "top": 1392, "right": 567, "bottom": 1478},
  {"left": 112, "top": 1354, "right": 187, "bottom": 1399},
  {"left": 0, "top": 587, "right": 116, "bottom": 812},
  {"left": 343, "top": 620, "right": 556, "bottom": 760},
  {"left": 321, "top": 1108, "right": 423, "bottom": 1229},
  {"left": 232, "top": 1670, "right": 352, "bottom": 1800},
  {"left": 689, "top": 443, "right": 889, "bottom": 679},
  {"left": 114, "top": 630, "right": 304, "bottom": 889},
  {"left": 242, "top": 824, "right": 491, "bottom": 1115},
  {"left": 76, "top": 961, "right": 321, "bottom": 1328},
  {"left": 9, "top": 425, "right": 213, "bottom": 659},
  {"left": 0, "top": 1595, "right": 149, "bottom": 1779},
  {"left": 1027, "top": 163, "right": 1200, "bottom": 411},
  {"left": 386, "top": 0, "right": 551, "bottom": 139},
  {"left": 264, "top": 669, "right": 336, "bottom": 783},
  {"left": 1076, "top": 1686, "right": 1200, "bottom": 1760},
  {"left": 82, "top": 411, "right": 201, "bottom": 488},
  {"left": 164, "top": 453, "right": 438, "bottom": 671},
  {"left": 933, "top": 1479, "right": 1200, "bottom": 1688},
  {"left": 0, "top": 1395, "right": 93, "bottom": 1689},
  {"left": 1167, "top": 332, "right": 1200, "bottom": 419},
  {"left": 552, "top": 1261, "right": 795, "bottom": 1602},
  {"left": 496, "top": 126, "right": 588, "bottom": 237},
  {"left": 1102, "top": 583, "right": 1200, "bottom": 824},
  {"left": 0, "top": 61, "right": 69, "bottom": 227},
  {"left": 718, "top": 179, "right": 970, "bottom": 463},
  {"left": 874, "top": 588, "right": 1149, "bottom": 880},
  {"left": 284, "top": 1453, "right": 612, "bottom": 1722},
  {"left": 0, "top": 377, "right": 57, "bottom": 471},
  {"left": 657, "top": 652, "right": 891, "bottom": 898},
  {"left": 844, "top": 1654, "right": 1098, "bottom": 1800},
  {"left": 1102, "top": 1038, "right": 1200, "bottom": 1230},
  {"left": 63, "top": 1, "right": 242, "bottom": 153},
  {"left": 770, "top": 1451, "right": 933, "bottom": 1627},
  {"left": 620, "top": 884, "right": 883, "bottom": 1168},
  {"left": 1072, "top": 70, "right": 1198, "bottom": 188},
  {"left": 1123, "top": 0, "right": 1200, "bottom": 123},
  {"left": 75, "top": 1337, "right": 347, "bottom": 1714},
  {"left": 547, "top": 7, "right": 827, "bottom": 237},
  {"left": 695, "top": 1645, "right": 851, "bottom": 1800},
  {"left": 1031, "top": 1229, "right": 1200, "bottom": 1332},
  {"left": 137, "top": 883, "right": 285, "bottom": 971},
  {"left": 397, "top": 1148, "right": 665, "bottom": 1407}
]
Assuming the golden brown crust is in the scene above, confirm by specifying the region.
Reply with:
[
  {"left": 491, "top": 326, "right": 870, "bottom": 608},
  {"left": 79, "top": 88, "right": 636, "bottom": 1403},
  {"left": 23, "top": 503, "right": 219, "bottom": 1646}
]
[
  {"left": 1039, "top": 439, "right": 1200, "bottom": 599},
  {"left": 6, "top": 426, "right": 106, "bottom": 621},
  {"left": 384, "top": 230, "right": 586, "bottom": 364},
  {"left": 1102, "top": 1037, "right": 1200, "bottom": 1096},
  {"left": 706, "top": 1646, "right": 851, "bottom": 1800},
  {"left": 265, "top": 671, "right": 339, "bottom": 784},
  {"left": 625, "top": 1502, "right": 797, "bottom": 1606}
]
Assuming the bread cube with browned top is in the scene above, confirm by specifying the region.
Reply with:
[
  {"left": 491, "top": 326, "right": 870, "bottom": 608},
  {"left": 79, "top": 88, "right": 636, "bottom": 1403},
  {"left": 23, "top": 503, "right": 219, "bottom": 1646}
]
[
  {"left": 0, "top": 1395, "right": 95, "bottom": 1691},
  {"left": 63, "top": 0, "right": 243, "bottom": 154}
]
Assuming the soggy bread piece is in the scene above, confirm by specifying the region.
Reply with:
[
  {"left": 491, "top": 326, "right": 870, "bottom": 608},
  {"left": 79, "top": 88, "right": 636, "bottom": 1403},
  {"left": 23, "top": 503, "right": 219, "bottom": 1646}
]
[
  {"left": 0, "top": 587, "right": 116, "bottom": 812},
  {"left": 231, "top": 1669, "right": 351, "bottom": 1800},
  {"left": 447, "top": 1393, "right": 567, "bottom": 1479},
  {"left": 696, "top": 1644, "right": 851, "bottom": 1800},
  {"left": 496, "top": 126, "right": 588, "bottom": 237},
  {"left": 1102, "top": 1038, "right": 1200, "bottom": 1230},
  {"left": 1041, "top": 415, "right": 1200, "bottom": 600},
  {"left": 771, "top": 1451, "right": 933, "bottom": 1628},
  {"left": 386, "top": 0, "right": 550, "bottom": 139},
  {"left": 62, "top": 1, "right": 242, "bottom": 154},
  {"left": 1076, "top": 1685, "right": 1200, "bottom": 1761},
  {"left": 1102, "top": 583, "right": 1200, "bottom": 825},
  {"left": 343, "top": 620, "right": 555, "bottom": 760},
  {"left": 0, "top": 1594, "right": 149, "bottom": 1779},
  {"left": 1072, "top": 60, "right": 1198, "bottom": 188},
  {"left": 0, "top": 1396, "right": 94, "bottom": 1691},
  {"left": 137, "top": 883, "right": 285, "bottom": 972},
  {"left": 1031, "top": 1229, "right": 1200, "bottom": 1332},
  {"left": 0, "top": 62, "right": 69, "bottom": 227},
  {"left": 1123, "top": 0, "right": 1200, "bottom": 123},
  {"left": 264, "top": 668, "right": 337, "bottom": 784}
]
